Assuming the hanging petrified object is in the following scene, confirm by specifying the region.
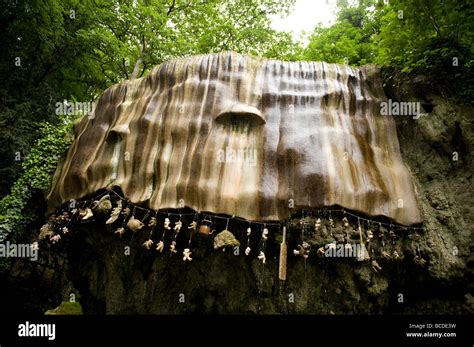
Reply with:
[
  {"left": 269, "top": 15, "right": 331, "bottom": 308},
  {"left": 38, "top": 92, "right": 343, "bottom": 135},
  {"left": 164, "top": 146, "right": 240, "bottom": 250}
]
[
  {"left": 315, "top": 218, "right": 321, "bottom": 231},
  {"left": 56, "top": 211, "right": 70, "bottom": 224},
  {"left": 356, "top": 222, "right": 370, "bottom": 261},
  {"left": 79, "top": 207, "right": 93, "bottom": 221},
  {"left": 257, "top": 226, "right": 268, "bottom": 263},
  {"left": 156, "top": 217, "right": 170, "bottom": 253},
  {"left": 31, "top": 242, "right": 39, "bottom": 252},
  {"left": 257, "top": 251, "right": 266, "bottom": 264},
  {"left": 245, "top": 226, "right": 251, "bottom": 255},
  {"left": 184, "top": 218, "right": 197, "bottom": 261},
  {"left": 188, "top": 221, "right": 197, "bottom": 232},
  {"left": 174, "top": 220, "right": 182, "bottom": 233},
  {"left": 356, "top": 243, "right": 370, "bottom": 261},
  {"left": 366, "top": 229, "right": 373, "bottom": 242},
  {"left": 317, "top": 247, "right": 325, "bottom": 257},
  {"left": 183, "top": 248, "right": 192, "bottom": 261},
  {"left": 213, "top": 229, "right": 240, "bottom": 250},
  {"left": 198, "top": 216, "right": 213, "bottom": 236},
  {"left": 342, "top": 217, "right": 349, "bottom": 227},
  {"left": 170, "top": 240, "right": 177, "bottom": 253},
  {"left": 142, "top": 212, "right": 157, "bottom": 250},
  {"left": 328, "top": 216, "right": 335, "bottom": 228},
  {"left": 371, "top": 260, "right": 382, "bottom": 272},
  {"left": 106, "top": 200, "right": 122, "bottom": 224},
  {"left": 381, "top": 250, "right": 391, "bottom": 259},
  {"left": 414, "top": 255, "right": 427, "bottom": 267},
  {"left": 122, "top": 207, "right": 131, "bottom": 217},
  {"left": 114, "top": 227, "right": 125, "bottom": 237},
  {"left": 50, "top": 234, "right": 61, "bottom": 244},
  {"left": 278, "top": 226, "right": 287, "bottom": 281},
  {"left": 91, "top": 194, "right": 112, "bottom": 215},
  {"left": 39, "top": 223, "right": 54, "bottom": 240},
  {"left": 114, "top": 203, "right": 130, "bottom": 237},
  {"left": 126, "top": 216, "right": 144, "bottom": 232},
  {"left": 293, "top": 242, "right": 310, "bottom": 259},
  {"left": 389, "top": 229, "right": 397, "bottom": 240},
  {"left": 142, "top": 239, "right": 154, "bottom": 250},
  {"left": 262, "top": 228, "right": 268, "bottom": 241},
  {"left": 148, "top": 216, "right": 157, "bottom": 228},
  {"left": 156, "top": 240, "right": 164, "bottom": 252},
  {"left": 169, "top": 219, "right": 182, "bottom": 253}
]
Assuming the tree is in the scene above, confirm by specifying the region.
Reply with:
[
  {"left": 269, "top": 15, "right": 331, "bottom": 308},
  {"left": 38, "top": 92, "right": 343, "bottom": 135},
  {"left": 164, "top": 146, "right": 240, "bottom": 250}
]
[
  {"left": 303, "top": 0, "right": 379, "bottom": 65},
  {"left": 373, "top": 0, "right": 473, "bottom": 98},
  {"left": 0, "top": 0, "right": 298, "bottom": 198}
]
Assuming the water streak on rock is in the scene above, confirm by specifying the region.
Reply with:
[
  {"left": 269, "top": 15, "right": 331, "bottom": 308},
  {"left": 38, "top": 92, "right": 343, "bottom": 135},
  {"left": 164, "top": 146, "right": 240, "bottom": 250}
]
[{"left": 47, "top": 52, "right": 422, "bottom": 225}]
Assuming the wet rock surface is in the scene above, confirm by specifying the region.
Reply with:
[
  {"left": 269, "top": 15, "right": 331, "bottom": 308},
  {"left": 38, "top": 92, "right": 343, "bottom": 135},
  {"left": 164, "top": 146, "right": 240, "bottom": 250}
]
[{"left": 1, "top": 73, "right": 472, "bottom": 315}]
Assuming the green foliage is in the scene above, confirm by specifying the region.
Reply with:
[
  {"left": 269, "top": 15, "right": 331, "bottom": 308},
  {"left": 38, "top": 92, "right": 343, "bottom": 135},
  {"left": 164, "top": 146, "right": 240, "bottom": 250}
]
[
  {"left": 45, "top": 300, "right": 83, "bottom": 315},
  {"left": 0, "top": 0, "right": 299, "bottom": 196},
  {"left": 304, "top": 0, "right": 473, "bottom": 99},
  {"left": 304, "top": 0, "right": 379, "bottom": 65},
  {"left": 0, "top": 115, "right": 75, "bottom": 241},
  {"left": 373, "top": 0, "right": 473, "bottom": 99}
]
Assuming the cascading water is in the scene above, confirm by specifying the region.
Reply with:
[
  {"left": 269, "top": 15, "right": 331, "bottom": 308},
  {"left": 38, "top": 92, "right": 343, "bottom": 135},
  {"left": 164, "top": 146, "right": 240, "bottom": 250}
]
[{"left": 47, "top": 52, "right": 421, "bottom": 226}]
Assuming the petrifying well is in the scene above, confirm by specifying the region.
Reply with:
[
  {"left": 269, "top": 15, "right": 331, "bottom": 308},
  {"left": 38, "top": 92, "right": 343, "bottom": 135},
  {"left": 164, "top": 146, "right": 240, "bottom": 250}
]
[{"left": 47, "top": 52, "right": 422, "bottom": 225}]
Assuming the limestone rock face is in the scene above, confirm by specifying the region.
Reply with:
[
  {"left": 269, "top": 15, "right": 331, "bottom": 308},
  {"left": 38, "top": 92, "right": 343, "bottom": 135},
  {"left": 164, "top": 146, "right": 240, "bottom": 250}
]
[{"left": 47, "top": 52, "right": 421, "bottom": 225}]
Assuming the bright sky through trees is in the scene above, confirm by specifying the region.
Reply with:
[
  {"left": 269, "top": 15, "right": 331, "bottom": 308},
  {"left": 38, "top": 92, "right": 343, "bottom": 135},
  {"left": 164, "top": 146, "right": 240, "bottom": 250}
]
[{"left": 271, "top": 0, "right": 338, "bottom": 43}]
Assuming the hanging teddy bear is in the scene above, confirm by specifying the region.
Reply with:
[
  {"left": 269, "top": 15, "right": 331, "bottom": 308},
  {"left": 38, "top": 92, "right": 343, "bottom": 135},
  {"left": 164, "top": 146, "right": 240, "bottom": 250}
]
[
  {"left": 156, "top": 218, "right": 171, "bottom": 253},
  {"left": 169, "top": 220, "right": 182, "bottom": 253},
  {"left": 245, "top": 227, "right": 252, "bottom": 256},
  {"left": 170, "top": 240, "right": 177, "bottom": 253},
  {"left": 183, "top": 248, "right": 192, "bottom": 261},
  {"left": 164, "top": 218, "right": 171, "bottom": 230},
  {"left": 256, "top": 226, "right": 268, "bottom": 264}
]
